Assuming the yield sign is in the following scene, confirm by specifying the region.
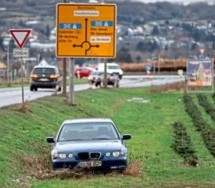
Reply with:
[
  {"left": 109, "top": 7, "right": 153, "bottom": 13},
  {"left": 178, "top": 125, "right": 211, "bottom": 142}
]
[{"left": 9, "top": 29, "right": 31, "bottom": 48}]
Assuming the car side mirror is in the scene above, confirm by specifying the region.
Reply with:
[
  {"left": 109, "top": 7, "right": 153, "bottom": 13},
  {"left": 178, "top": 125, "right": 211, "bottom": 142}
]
[
  {"left": 122, "top": 134, "right": 131, "bottom": 140},
  {"left": 47, "top": 137, "right": 55, "bottom": 143}
]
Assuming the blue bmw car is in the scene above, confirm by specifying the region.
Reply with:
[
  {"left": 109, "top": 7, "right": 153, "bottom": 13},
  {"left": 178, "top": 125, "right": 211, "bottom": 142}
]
[{"left": 47, "top": 118, "right": 131, "bottom": 171}]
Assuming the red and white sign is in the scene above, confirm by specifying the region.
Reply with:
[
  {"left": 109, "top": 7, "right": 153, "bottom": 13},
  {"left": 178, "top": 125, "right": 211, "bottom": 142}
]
[{"left": 9, "top": 29, "right": 31, "bottom": 48}]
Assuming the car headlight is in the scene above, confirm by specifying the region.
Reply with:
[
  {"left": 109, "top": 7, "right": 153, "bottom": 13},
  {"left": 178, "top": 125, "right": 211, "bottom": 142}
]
[
  {"left": 106, "top": 152, "right": 111, "bottom": 157},
  {"left": 112, "top": 151, "right": 120, "bottom": 157},
  {"left": 51, "top": 149, "right": 59, "bottom": 158},
  {"left": 68, "top": 153, "right": 73, "bottom": 158},
  {"left": 59, "top": 153, "right": 67, "bottom": 159}
]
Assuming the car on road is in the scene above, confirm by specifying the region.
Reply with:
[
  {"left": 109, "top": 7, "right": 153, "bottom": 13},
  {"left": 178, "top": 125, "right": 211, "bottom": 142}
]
[
  {"left": 74, "top": 67, "right": 95, "bottom": 78},
  {"left": 97, "top": 62, "right": 123, "bottom": 79},
  {"left": 29, "top": 65, "right": 62, "bottom": 91},
  {"left": 88, "top": 71, "right": 120, "bottom": 87},
  {"left": 47, "top": 118, "right": 131, "bottom": 171}
]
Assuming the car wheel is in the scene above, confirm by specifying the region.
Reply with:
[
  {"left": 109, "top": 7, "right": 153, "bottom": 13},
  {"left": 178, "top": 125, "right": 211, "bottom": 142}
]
[
  {"left": 34, "top": 87, "right": 38, "bottom": 91},
  {"left": 58, "top": 86, "right": 62, "bottom": 92},
  {"left": 30, "top": 85, "right": 34, "bottom": 91},
  {"left": 95, "top": 82, "right": 100, "bottom": 87}
]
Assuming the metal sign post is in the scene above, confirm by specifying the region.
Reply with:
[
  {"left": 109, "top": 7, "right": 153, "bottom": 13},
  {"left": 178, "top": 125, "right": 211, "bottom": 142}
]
[
  {"left": 9, "top": 29, "right": 31, "bottom": 108},
  {"left": 7, "top": 44, "right": 10, "bottom": 86},
  {"left": 69, "top": 58, "right": 75, "bottom": 105},
  {"left": 62, "top": 0, "right": 67, "bottom": 96},
  {"left": 56, "top": 3, "right": 117, "bottom": 105}
]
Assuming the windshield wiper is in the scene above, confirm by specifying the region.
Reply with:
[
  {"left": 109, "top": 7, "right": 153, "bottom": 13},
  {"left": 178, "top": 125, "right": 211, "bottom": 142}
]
[
  {"left": 91, "top": 138, "right": 112, "bottom": 140},
  {"left": 60, "top": 139, "right": 83, "bottom": 142}
]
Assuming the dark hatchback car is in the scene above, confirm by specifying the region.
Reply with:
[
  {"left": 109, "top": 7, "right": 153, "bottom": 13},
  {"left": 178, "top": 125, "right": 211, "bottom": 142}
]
[
  {"left": 47, "top": 118, "right": 131, "bottom": 171},
  {"left": 30, "top": 65, "right": 62, "bottom": 91}
]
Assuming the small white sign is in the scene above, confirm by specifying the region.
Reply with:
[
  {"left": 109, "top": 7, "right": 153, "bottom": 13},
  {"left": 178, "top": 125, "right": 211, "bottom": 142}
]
[
  {"left": 91, "top": 36, "right": 111, "bottom": 43},
  {"left": 13, "top": 48, "right": 29, "bottom": 57}
]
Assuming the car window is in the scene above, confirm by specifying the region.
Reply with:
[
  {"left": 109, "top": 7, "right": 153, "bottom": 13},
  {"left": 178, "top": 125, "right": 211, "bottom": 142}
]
[
  {"left": 107, "top": 65, "right": 119, "bottom": 70},
  {"left": 92, "top": 71, "right": 103, "bottom": 76},
  {"left": 58, "top": 122, "right": 119, "bottom": 141},
  {"left": 33, "top": 68, "right": 56, "bottom": 74}
]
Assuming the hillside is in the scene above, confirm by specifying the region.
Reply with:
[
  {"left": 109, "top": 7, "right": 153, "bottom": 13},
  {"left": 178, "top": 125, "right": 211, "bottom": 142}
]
[{"left": 1, "top": 0, "right": 215, "bottom": 27}]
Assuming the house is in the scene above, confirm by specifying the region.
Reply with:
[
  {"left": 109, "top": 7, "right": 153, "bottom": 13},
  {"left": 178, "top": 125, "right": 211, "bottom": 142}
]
[{"left": 0, "top": 61, "right": 6, "bottom": 79}]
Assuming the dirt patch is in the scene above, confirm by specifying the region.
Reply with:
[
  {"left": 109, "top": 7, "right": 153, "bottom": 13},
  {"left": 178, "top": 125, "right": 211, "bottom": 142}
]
[
  {"left": 150, "top": 82, "right": 185, "bottom": 93},
  {"left": 13, "top": 103, "right": 32, "bottom": 113},
  {"left": 21, "top": 146, "right": 144, "bottom": 180},
  {"left": 124, "top": 160, "right": 144, "bottom": 177}
]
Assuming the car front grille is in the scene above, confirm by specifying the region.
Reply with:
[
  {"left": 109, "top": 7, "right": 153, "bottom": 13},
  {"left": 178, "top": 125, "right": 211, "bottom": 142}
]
[
  {"left": 78, "top": 152, "right": 89, "bottom": 160},
  {"left": 90, "top": 152, "right": 101, "bottom": 159},
  {"left": 78, "top": 152, "right": 101, "bottom": 160}
]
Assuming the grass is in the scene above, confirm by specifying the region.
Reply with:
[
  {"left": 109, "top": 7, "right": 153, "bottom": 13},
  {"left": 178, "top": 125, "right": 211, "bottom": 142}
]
[{"left": 1, "top": 86, "right": 215, "bottom": 187}]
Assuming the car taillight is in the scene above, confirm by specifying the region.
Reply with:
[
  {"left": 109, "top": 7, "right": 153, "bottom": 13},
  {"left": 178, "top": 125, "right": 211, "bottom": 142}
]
[
  {"left": 30, "top": 74, "right": 38, "bottom": 78},
  {"left": 50, "top": 74, "right": 59, "bottom": 79}
]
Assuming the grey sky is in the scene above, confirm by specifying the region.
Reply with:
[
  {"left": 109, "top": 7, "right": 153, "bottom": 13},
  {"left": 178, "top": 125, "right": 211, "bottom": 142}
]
[{"left": 135, "top": 0, "right": 212, "bottom": 4}]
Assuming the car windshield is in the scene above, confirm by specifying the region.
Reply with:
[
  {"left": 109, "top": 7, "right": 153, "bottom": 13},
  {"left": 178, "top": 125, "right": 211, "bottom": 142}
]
[
  {"left": 33, "top": 68, "right": 56, "bottom": 74},
  {"left": 92, "top": 71, "right": 103, "bottom": 76},
  {"left": 107, "top": 65, "right": 119, "bottom": 70},
  {"left": 58, "top": 122, "right": 119, "bottom": 142}
]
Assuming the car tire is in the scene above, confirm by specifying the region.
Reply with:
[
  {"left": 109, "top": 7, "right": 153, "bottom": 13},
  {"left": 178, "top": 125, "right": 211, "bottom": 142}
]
[
  {"left": 34, "top": 87, "right": 38, "bottom": 91},
  {"left": 58, "top": 86, "right": 62, "bottom": 92},
  {"left": 95, "top": 82, "right": 100, "bottom": 87},
  {"left": 30, "top": 85, "right": 34, "bottom": 91}
]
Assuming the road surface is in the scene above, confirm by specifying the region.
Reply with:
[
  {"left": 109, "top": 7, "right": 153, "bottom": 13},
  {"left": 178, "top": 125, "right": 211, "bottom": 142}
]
[{"left": 0, "top": 75, "right": 184, "bottom": 108}]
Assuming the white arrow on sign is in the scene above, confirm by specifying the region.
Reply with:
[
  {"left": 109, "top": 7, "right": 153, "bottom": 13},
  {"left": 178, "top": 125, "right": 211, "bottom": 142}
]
[{"left": 9, "top": 29, "right": 31, "bottom": 48}]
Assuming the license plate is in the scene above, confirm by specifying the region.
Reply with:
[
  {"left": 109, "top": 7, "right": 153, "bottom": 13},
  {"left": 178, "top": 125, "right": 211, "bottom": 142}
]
[
  {"left": 39, "top": 78, "right": 48, "bottom": 81},
  {"left": 79, "top": 161, "right": 102, "bottom": 168}
]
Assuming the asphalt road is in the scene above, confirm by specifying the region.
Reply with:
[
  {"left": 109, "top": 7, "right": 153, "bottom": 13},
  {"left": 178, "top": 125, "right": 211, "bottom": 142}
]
[{"left": 0, "top": 75, "right": 184, "bottom": 108}]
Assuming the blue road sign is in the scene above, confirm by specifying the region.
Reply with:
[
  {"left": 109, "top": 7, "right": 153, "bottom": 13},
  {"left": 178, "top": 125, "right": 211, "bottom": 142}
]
[
  {"left": 59, "top": 23, "right": 82, "bottom": 29},
  {"left": 91, "top": 21, "right": 113, "bottom": 27},
  {"left": 145, "top": 64, "right": 152, "bottom": 71}
]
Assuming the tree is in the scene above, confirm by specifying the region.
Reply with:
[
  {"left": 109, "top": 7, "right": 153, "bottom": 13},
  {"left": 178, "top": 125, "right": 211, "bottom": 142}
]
[
  {"left": 45, "top": 24, "right": 50, "bottom": 38},
  {"left": 0, "top": 36, "right": 4, "bottom": 51},
  {"left": 9, "top": 39, "right": 16, "bottom": 49},
  {"left": 115, "top": 48, "right": 133, "bottom": 63},
  {"left": 151, "top": 25, "right": 160, "bottom": 35}
]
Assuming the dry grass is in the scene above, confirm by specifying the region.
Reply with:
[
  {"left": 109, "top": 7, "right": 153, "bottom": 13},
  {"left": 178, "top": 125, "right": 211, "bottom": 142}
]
[
  {"left": 119, "top": 59, "right": 186, "bottom": 72},
  {"left": 150, "top": 82, "right": 185, "bottom": 93}
]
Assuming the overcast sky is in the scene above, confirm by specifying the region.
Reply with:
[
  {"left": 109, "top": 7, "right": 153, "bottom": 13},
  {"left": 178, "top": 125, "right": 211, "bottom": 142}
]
[{"left": 136, "top": 0, "right": 211, "bottom": 4}]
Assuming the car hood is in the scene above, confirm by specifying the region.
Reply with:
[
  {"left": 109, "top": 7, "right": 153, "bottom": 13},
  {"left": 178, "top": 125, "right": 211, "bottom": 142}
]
[{"left": 55, "top": 140, "right": 123, "bottom": 153}]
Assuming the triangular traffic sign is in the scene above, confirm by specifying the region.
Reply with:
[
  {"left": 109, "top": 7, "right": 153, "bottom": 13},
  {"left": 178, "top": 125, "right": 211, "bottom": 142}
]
[{"left": 9, "top": 29, "right": 31, "bottom": 48}]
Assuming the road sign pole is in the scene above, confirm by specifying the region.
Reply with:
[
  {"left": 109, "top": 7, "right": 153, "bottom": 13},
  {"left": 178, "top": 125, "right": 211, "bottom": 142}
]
[
  {"left": 69, "top": 58, "right": 75, "bottom": 106},
  {"left": 9, "top": 29, "right": 31, "bottom": 109},
  {"left": 7, "top": 44, "right": 10, "bottom": 86},
  {"left": 21, "top": 57, "right": 25, "bottom": 106},
  {"left": 104, "top": 59, "right": 107, "bottom": 88},
  {"left": 62, "top": 0, "right": 67, "bottom": 96}
]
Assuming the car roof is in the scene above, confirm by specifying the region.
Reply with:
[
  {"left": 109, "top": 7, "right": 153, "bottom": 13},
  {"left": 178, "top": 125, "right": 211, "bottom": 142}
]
[
  {"left": 62, "top": 118, "right": 114, "bottom": 124},
  {"left": 76, "top": 67, "right": 95, "bottom": 70},
  {"left": 33, "top": 65, "right": 58, "bottom": 69}
]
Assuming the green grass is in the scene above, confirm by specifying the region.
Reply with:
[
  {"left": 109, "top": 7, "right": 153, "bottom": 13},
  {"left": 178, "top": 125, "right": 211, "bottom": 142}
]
[{"left": 1, "top": 87, "right": 215, "bottom": 188}]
